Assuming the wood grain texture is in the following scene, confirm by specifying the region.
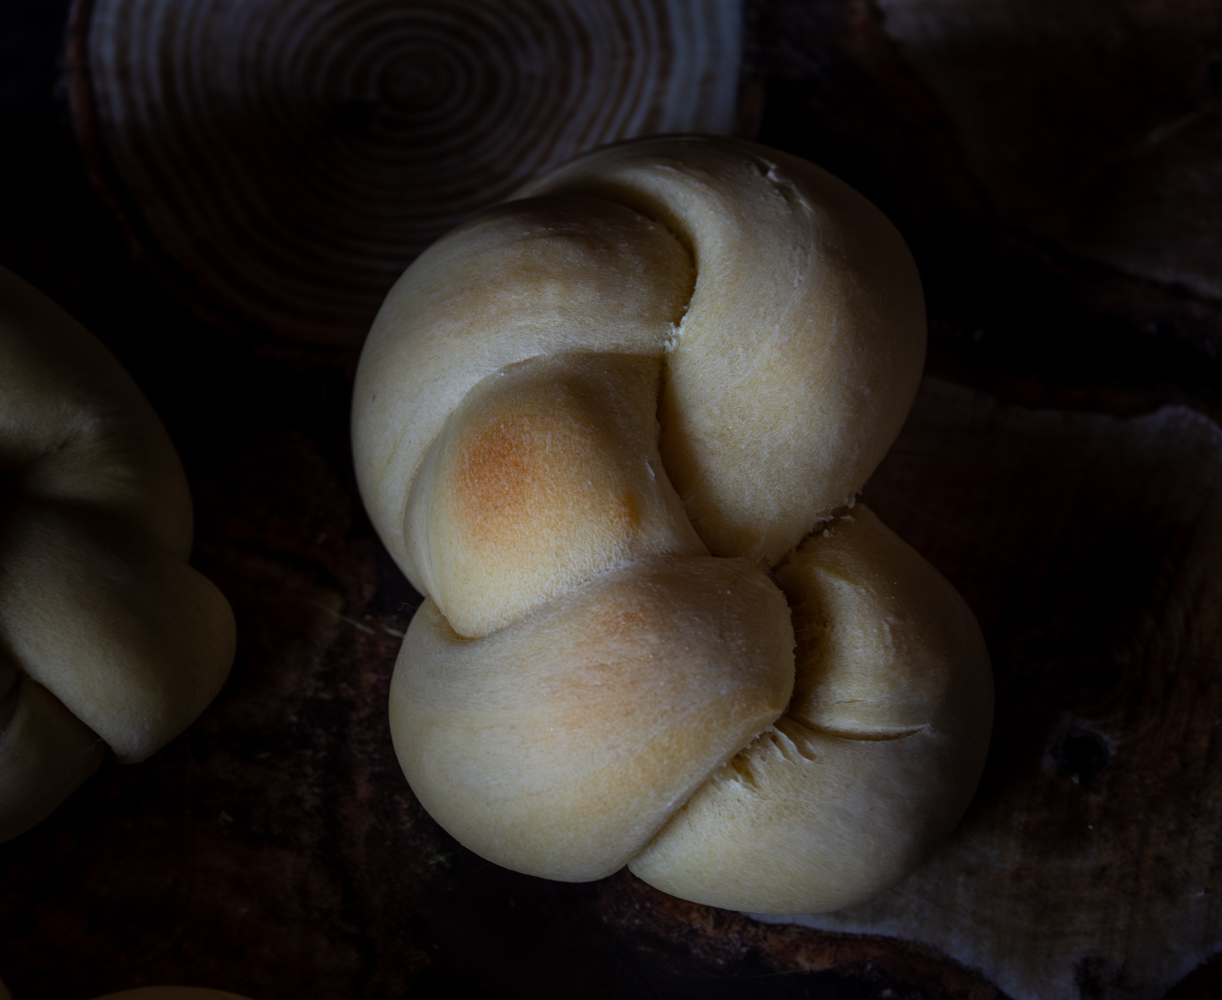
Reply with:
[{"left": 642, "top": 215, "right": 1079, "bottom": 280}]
[
  {"left": 69, "top": 0, "right": 743, "bottom": 345},
  {"left": 596, "top": 869, "right": 1009, "bottom": 998},
  {"left": 768, "top": 378, "right": 1222, "bottom": 1000},
  {"left": 872, "top": 0, "right": 1222, "bottom": 299}
]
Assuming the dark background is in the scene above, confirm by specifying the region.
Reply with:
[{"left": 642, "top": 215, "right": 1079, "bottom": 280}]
[{"left": 2, "top": 0, "right": 1221, "bottom": 998}]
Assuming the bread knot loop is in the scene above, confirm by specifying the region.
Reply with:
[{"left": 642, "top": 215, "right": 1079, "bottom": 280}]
[{"left": 354, "top": 136, "right": 992, "bottom": 913}]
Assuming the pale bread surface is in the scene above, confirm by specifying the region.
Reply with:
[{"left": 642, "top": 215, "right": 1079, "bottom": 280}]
[
  {"left": 629, "top": 507, "right": 993, "bottom": 912},
  {"left": 392, "top": 556, "right": 794, "bottom": 881},
  {"left": 354, "top": 136, "right": 992, "bottom": 914},
  {"left": 0, "top": 267, "right": 236, "bottom": 841},
  {"left": 354, "top": 194, "right": 693, "bottom": 585},
  {"left": 515, "top": 136, "right": 927, "bottom": 564}
]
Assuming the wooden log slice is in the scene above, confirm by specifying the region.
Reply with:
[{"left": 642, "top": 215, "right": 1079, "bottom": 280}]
[{"left": 68, "top": 0, "right": 744, "bottom": 345}]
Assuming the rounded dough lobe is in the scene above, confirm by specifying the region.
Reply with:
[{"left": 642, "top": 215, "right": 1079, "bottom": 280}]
[
  {"left": 516, "top": 136, "right": 926, "bottom": 564},
  {"left": 0, "top": 266, "right": 192, "bottom": 556},
  {"left": 391, "top": 555, "right": 795, "bottom": 882},
  {"left": 629, "top": 506, "right": 992, "bottom": 913},
  {"left": 353, "top": 194, "right": 694, "bottom": 583},
  {"left": 0, "top": 502, "right": 236, "bottom": 763},
  {"left": 405, "top": 352, "right": 704, "bottom": 636}
]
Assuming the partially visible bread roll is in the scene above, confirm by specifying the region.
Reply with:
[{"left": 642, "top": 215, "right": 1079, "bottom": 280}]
[
  {"left": 93, "top": 990, "right": 254, "bottom": 1000},
  {"left": 0, "top": 267, "right": 236, "bottom": 843},
  {"left": 353, "top": 135, "right": 992, "bottom": 914}
]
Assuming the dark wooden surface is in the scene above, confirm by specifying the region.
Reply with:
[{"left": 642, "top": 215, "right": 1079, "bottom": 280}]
[{"left": 2, "top": 1, "right": 1222, "bottom": 998}]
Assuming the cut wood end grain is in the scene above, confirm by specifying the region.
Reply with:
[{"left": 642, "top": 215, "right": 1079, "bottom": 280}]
[{"left": 68, "top": 0, "right": 746, "bottom": 346}]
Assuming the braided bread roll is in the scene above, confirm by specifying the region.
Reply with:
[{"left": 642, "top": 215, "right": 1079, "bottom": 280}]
[
  {"left": 0, "top": 267, "right": 236, "bottom": 843},
  {"left": 353, "top": 136, "right": 992, "bottom": 914}
]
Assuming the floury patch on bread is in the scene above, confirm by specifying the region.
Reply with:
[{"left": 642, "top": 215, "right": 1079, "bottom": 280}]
[{"left": 352, "top": 135, "right": 993, "bottom": 914}]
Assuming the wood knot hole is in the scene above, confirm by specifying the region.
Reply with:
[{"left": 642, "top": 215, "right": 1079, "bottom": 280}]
[{"left": 1051, "top": 728, "right": 1110, "bottom": 788}]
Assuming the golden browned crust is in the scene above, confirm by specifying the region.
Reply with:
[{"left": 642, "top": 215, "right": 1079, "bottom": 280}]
[{"left": 353, "top": 135, "right": 992, "bottom": 914}]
